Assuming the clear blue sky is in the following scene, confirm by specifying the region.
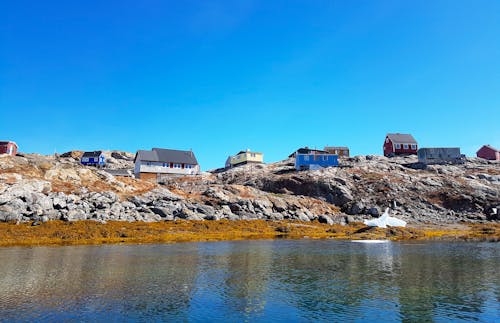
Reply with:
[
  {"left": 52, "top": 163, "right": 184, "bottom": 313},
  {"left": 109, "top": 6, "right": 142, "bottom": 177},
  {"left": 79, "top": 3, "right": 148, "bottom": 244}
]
[{"left": 1, "top": 1, "right": 499, "bottom": 170}]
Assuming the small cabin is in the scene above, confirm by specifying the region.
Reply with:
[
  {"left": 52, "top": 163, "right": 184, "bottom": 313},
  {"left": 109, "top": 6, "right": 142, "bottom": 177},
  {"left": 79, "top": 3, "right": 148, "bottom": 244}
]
[
  {"left": 134, "top": 148, "right": 200, "bottom": 182},
  {"left": 226, "top": 149, "right": 264, "bottom": 168},
  {"left": 81, "top": 151, "right": 106, "bottom": 167},
  {"left": 418, "top": 148, "right": 463, "bottom": 165},
  {"left": 383, "top": 133, "right": 418, "bottom": 157},
  {"left": 476, "top": 145, "right": 500, "bottom": 161},
  {"left": 294, "top": 147, "right": 338, "bottom": 171},
  {"left": 0, "top": 141, "right": 18, "bottom": 156},
  {"left": 324, "top": 146, "right": 350, "bottom": 158}
]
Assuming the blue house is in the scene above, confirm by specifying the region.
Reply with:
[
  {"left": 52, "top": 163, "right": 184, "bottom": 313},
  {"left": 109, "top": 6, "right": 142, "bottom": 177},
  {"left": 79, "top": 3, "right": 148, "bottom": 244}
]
[
  {"left": 80, "top": 151, "right": 106, "bottom": 167},
  {"left": 293, "top": 147, "right": 339, "bottom": 171}
]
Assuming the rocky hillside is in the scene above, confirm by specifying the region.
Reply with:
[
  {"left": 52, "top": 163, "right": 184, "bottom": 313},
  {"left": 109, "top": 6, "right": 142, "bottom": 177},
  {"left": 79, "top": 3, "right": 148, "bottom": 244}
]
[{"left": 0, "top": 152, "right": 498, "bottom": 225}]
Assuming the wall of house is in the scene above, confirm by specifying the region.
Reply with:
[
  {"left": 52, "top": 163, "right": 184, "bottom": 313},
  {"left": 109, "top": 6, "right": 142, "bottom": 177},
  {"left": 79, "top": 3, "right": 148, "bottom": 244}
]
[
  {"left": 295, "top": 154, "right": 338, "bottom": 170},
  {"left": 325, "top": 148, "right": 349, "bottom": 157},
  {"left": 230, "top": 152, "right": 263, "bottom": 166},
  {"left": 383, "top": 138, "right": 394, "bottom": 156},
  {"left": 135, "top": 161, "right": 200, "bottom": 176},
  {"left": 418, "top": 148, "right": 462, "bottom": 164},
  {"left": 81, "top": 154, "right": 105, "bottom": 165},
  {"left": 0, "top": 143, "right": 17, "bottom": 156},
  {"left": 477, "top": 147, "right": 500, "bottom": 160},
  {"left": 384, "top": 137, "right": 417, "bottom": 156}
]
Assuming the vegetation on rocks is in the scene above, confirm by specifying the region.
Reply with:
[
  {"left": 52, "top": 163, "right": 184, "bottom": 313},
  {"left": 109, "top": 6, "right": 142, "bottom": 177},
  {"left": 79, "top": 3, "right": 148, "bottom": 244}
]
[{"left": 0, "top": 220, "right": 498, "bottom": 247}]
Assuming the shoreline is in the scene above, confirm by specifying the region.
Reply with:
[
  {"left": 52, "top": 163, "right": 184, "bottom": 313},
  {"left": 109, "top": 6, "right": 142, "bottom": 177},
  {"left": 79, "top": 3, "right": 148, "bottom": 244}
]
[{"left": 0, "top": 220, "right": 498, "bottom": 247}]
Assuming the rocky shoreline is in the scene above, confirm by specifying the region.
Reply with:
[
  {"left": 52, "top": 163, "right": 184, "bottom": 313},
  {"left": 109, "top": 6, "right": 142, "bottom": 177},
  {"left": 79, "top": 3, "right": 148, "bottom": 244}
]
[{"left": 0, "top": 152, "right": 499, "bottom": 226}]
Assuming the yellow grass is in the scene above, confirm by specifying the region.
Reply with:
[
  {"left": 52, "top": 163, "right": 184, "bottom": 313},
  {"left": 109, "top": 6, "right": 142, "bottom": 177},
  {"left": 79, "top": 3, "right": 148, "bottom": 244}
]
[{"left": 0, "top": 221, "right": 498, "bottom": 247}]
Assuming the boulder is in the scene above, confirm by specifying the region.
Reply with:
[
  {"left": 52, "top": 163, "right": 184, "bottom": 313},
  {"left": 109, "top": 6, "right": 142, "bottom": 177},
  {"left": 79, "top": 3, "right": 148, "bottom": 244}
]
[
  {"left": 64, "top": 209, "right": 87, "bottom": 221},
  {"left": 318, "top": 214, "right": 334, "bottom": 225},
  {"left": 367, "top": 207, "right": 380, "bottom": 217}
]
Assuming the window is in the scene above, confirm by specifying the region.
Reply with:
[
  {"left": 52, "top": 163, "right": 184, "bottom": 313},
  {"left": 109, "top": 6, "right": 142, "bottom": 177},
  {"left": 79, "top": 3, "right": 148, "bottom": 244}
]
[
  {"left": 146, "top": 162, "right": 152, "bottom": 166},
  {"left": 395, "top": 144, "right": 401, "bottom": 149},
  {"left": 163, "top": 163, "right": 168, "bottom": 167},
  {"left": 403, "top": 144, "right": 409, "bottom": 149},
  {"left": 185, "top": 164, "right": 192, "bottom": 169},
  {"left": 304, "top": 155, "right": 309, "bottom": 161},
  {"left": 323, "top": 156, "right": 328, "bottom": 161},
  {"left": 251, "top": 153, "right": 256, "bottom": 157},
  {"left": 411, "top": 144, "right": 417, "bottom": 150}
]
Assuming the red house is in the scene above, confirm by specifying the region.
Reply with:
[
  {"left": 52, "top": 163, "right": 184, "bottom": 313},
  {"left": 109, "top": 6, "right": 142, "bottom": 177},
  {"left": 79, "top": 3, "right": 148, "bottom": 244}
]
[
  {"left": 383, "top": 133, "right": 418, "bottom": 157},
  {"left": 476, "top": 145, "right": 500, "bottom": 161},
  {"left": 0, "top": 141, "right": 18, "bottom": 156}
]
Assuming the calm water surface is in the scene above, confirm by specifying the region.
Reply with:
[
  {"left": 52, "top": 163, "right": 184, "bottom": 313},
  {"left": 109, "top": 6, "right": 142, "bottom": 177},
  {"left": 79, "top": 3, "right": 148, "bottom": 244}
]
[{"left": 0, "top": 240, "right": 498, "bottom": 322}]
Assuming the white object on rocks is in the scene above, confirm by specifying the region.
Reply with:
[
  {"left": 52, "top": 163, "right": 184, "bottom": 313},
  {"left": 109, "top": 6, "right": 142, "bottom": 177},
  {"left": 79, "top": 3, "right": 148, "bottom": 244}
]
[{"left": 364, "top": 208, "right": 407, "bottom": 228}]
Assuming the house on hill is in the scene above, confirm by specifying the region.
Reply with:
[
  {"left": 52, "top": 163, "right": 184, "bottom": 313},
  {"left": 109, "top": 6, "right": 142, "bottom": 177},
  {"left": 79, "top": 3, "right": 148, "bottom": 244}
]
[
  {"left": 80, "top": 151, "right": 106, "bottom": 167},
  {"left": 324, "top": 146, "right": 350, "bottom": 158},
  {"left": 134, "top": 148, "right": 200, "bottom": 182},
  {"left": 0, "top": 141, "right": 18, "bottom": 156},
  {"left": 383, "top": 133, "right": 418, "bottom": 157},
  {"left": 476, "top": 145, "right": 500, "bottom": 161},
  {"left": 225, "top": 149, "right": 264, "bottom": 168},
  {"left": 418, "top": 148, "right": 464, "bottom": 165},
  {"left": 293, "top": 147, "right": 339, "bottom": 171}
]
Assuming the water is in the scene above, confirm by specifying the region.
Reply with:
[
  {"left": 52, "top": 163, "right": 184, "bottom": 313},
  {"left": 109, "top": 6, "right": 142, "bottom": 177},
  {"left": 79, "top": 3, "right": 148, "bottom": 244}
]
[{"left": 0, "top": 240, "right": 498, "bottom": 322}]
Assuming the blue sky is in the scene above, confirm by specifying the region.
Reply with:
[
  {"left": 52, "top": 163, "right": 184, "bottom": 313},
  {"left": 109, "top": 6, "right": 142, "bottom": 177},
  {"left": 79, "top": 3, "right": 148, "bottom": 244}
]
[{"left": 1, "top": 1, "right": 499, "bottom": 170}]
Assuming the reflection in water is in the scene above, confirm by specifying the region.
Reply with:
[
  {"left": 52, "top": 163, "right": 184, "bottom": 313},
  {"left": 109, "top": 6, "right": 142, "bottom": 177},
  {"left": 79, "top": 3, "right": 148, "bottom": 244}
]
[{"left": 0, "top": 241, "right": 498, "bottom": 322}]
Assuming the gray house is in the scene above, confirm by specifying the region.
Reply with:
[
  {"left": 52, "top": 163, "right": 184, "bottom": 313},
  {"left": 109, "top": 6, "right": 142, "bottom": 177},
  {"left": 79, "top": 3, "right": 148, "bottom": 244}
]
[
  {"left": 418, "top": 148, "right": 463, "bottom": 165},
  {"left": 134, "top": 148, "right": 200, "bottom": 182}
]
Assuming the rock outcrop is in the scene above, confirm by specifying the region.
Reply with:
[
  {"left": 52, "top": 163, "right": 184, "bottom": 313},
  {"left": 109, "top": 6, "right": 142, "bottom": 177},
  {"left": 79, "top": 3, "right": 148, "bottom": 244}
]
[{"left": 0, "top": 152, "right": 498, "bottom": 224}]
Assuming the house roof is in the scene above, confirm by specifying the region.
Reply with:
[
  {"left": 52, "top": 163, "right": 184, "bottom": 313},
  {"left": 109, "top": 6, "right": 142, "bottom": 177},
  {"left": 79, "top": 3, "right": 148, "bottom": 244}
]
[
  {"left": 135, "top": 148, "right": 198, "bottom": 164},
  {"left": 0, "top": 141, "right": 17, "bottom": 147},
  {"left": 386, "top": 133, "right": 417, "bottom": 144},
  {"left": 289, "top": 147, "right": 330, "bottom": 158},
  {"left": 235, "top": 150, "right": 262, "bottom": 156},
  {"left": 81, "top": 151, "right": 103, "bottom": 158},
  {"left": 324, "top": 146, "right": 349, "bottom": 150},
  {"left": 478, "top": 144, "right": 499, "bottom": 152}
]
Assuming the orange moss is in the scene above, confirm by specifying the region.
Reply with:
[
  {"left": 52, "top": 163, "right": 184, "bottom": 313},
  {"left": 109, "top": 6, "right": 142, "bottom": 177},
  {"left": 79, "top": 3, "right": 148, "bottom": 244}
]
[{"left": 0, "top": 221, "right": 498, "bottom": 247}]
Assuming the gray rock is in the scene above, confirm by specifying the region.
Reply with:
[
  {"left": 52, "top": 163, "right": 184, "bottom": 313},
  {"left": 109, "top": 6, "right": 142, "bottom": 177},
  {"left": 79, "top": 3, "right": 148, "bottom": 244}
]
[
  {"left": 0, "top": 205, "right": 22, "bottom": 222},
  {"left": 150, "top": 207, "right": 175, "bottom": 218},
  {"left": 345, "top": 215, "right": 355, "bottom": 224},
  {"left": 267, "top": 212, "right": 284, "bottom": 220},
  {"left": 318, "top": 214, "right": 334, "bottom": 225},
  {"left": 52, "top": 196, "right": 67, "bottom": 210},
  {"left": 142, "top": 213, "right": 162, "bottom": 222},
  {"left": 347, "top": 202, "right": 364, "bottom": 215},
  {"left": 185, "top": 213, "right": 203, "bottom": 221},
  {"left": 196, "top": 204, "right": 215, "bottom": 215},
  {"left": 367, "top": 207, "right": 380, "bottom": 217},
  {"left": 203, "top": 213, "right": 220, "bottom": 221},
  {"left": 229, "top": 203, "right": 243, "bottom": 213},
  {"left": 64, "top": 209, "right": 87, "bottom": 221}
]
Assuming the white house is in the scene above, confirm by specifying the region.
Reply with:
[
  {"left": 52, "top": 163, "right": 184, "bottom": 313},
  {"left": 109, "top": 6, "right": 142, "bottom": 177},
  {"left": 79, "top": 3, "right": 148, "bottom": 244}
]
[{"left": 134, "top": 148, "right": 200, "bottom": 182}]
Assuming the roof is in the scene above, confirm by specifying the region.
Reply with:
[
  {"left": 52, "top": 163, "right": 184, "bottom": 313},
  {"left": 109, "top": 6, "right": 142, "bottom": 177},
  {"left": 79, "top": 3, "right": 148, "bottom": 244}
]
[
  {"left": 478, "top": 144, "right": 499, "bottom": 152},
  {"left": 135, "top": 148, "right": 198, "bottom": 164},
  {"left": 0, "top": 141, "right": 17, "bottom": 147},
  {"left": 289, "top": 147, "right": 330, "bottom": 157},
  {"left": 324, "top": 146, "right": 349, "bottom": 150},
  {"left": 386, "top": 133, "right": 417, "bottom": 144},
  {"left": 235, "top": 150, "right": 262, "bottom": 156},
  {"left": 81, "top": 151, "right": 103, "bottom": 158}
]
